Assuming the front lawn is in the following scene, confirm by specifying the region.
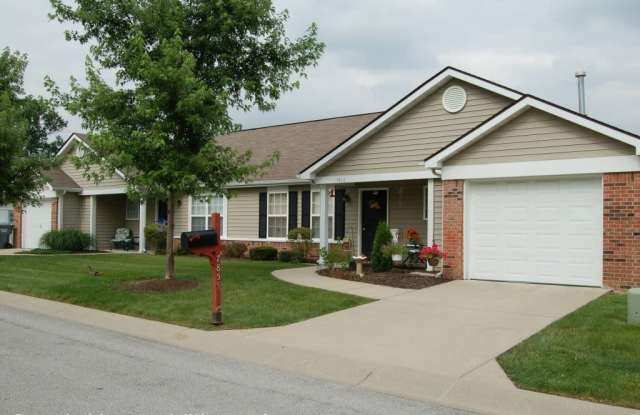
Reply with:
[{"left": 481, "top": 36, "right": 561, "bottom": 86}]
[
  {"left": 498, "top": 293, "right": 640, "bottom": 409},
  {"left": 0, "top": 254, "right": 371, "bottom": 330}
]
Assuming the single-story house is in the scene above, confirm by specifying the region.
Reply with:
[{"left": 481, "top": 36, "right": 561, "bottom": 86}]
[{"left": 14, "top": 67, "right": 640, "bottom": 289}]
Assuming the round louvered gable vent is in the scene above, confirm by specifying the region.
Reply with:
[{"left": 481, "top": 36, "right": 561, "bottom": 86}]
[{"left": 442, "top": 85, "right": 467, "bottom": 113}]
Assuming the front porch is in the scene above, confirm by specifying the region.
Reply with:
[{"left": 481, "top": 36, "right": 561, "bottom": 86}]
[{"left": 315, "top": 179, "right": 442, "bottom": 258}]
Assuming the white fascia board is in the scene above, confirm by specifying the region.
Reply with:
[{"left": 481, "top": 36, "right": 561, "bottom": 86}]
[
  {"left": 81, "top": 186, "right": 128, "bottom": 196},
  {"left": 441, "top": 156, "right": 640, "bottom": 180},
  {"left": 226, "top": 178, "right": 311, "bottom": 188},
  {"left": 426, "top": 96, "right": 640, "bottom": 167},
  {"left": 313, "top": 170, "right": 438, "bottom": 185},
  {"left": 300, "top": 68, "right": 523, "bottom": 179}
]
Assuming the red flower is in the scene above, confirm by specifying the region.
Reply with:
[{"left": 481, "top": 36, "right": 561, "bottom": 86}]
[{"left": 419, "top": 243, "right": 446, "bottom": 262}]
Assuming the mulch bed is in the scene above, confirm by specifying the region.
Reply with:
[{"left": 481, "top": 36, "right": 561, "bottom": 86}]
[
  {"left": 123, "top": 278, "right": 199, "bottom": 293},
  {"left": 317, "top": 268, "right": 449, "bottom": 289}
]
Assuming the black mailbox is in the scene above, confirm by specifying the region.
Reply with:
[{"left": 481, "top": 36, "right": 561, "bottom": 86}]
[{"left": 181, "top": 230, "right": 218, "bottom": 250}]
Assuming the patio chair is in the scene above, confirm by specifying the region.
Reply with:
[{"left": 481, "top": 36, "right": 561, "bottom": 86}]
[{"left": 111, "top": 228, "right": 134, "bottom": 251}]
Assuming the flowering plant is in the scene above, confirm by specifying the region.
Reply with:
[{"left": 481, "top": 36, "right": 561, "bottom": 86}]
[
  {"left": 419, "top": 243, "right": 447, "bottom": 261},
  {"left": 404, "top": 227, "right": 421, "bottom": 244}
]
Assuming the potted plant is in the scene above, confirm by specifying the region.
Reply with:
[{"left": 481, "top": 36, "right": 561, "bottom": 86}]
[
  {"left": 419, "top": 243, "right": 446, "bottom": 267},
  {"left": 383, "top": 242, "right": 407, "bottom": 263},
  {"left": 404, "top": 227, "right": 421, "bottom": 244}
]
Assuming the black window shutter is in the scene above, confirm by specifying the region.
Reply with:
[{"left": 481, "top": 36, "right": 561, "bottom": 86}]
[
  {"left": 288, "top": 191, "right": 298, "bottom": 231},
  {"left": 301, "top": 191, "right": 310, "bottom": 228},
  {"left": 258, "top": 192, "right": 267, "bottom": 238},
  {"left": 334, "top": 189, "right": 346, "bottom": 240}
]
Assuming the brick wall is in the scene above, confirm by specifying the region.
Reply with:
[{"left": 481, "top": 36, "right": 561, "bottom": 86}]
[
  {"left": 442, "top": 180, "right": 464, "bottom": 280},
  {"left": 603, "top": 172, "right": 640, "bottom": 289},
  {"left": 51, "top": 198, "right": 58, "bottom": 231},
  {"left": 12, "top": 206, "right": 22, "bottom": 248}
]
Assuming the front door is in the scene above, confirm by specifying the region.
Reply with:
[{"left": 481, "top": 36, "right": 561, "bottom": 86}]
[
  {"left": 360, "top": 190, "right": 388, "bottom": 256},
  {"left": 157, "top": 200, "right": 168, "bottom": 224}
]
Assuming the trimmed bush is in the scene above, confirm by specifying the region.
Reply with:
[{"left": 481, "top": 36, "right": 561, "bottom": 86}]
[
  {"left": 40, "top": 229, "right": 92, "bottom": 251},
  {"left": 224, "top": 242, "right": 248, "bottom": 258},
  {"left": 321, "top": 245, "right": 351, "bottom": 270},
  {"left": 144, "top": 223, "right": 166, "bottom": 254},
  {"left": 371, "top": 221, "right": 393, "bottom": 272},
  {"left": 249, "top": 246, "right": 278, "bottom": 261},
  {"left": 278, "top": 249, "right": 305, "bottom": 263},
  {"left": 287, "top": 227, "right": 313, "bottom": 259}
]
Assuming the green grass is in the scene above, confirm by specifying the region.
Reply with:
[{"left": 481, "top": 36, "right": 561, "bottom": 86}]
[
  {"left": 0, "top": 254, "right": 372, "bottom": 330},
  {"left": 498, "top": 293, "right": 640, "bottom": 409}
]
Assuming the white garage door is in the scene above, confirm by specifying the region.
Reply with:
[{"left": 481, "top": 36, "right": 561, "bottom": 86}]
[
  {"left": 22, "top": 200, "right": 53, "bottom": 249},
  {"left": 467, "top": 176, "right": 602, "bottom": 287}
]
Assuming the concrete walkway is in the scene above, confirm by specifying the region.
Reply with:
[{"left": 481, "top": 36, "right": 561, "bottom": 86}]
[
  {"left": 0, "top": 248, "right": 27, "bottom": 255},
  {"left": 273, "top": 266, "right": 412, "bottom": 299},
  {"left": 0, "top": 269, "right": 633, "bottom": 415}
]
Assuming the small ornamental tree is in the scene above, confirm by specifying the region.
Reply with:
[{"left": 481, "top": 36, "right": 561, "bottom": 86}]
[
  {"left": 0, "top": 48, "right": 65, "bottom": 206},
  {"left": 49, "top": 0, "right": 324, "bottom": 279},
  {"left": 371, "top": 221, "right": 393, "bottom": 272}
]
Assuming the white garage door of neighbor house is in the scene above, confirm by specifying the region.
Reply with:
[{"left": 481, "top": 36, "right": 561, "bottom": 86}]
[
  {"left": 23, "top": 201, "right": 53, "bottom": 249},
  {"left": 466, "top": 176, "right": 602, "bottom": 287}
]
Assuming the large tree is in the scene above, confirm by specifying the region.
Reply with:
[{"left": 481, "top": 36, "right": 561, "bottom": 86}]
[
  {"left": 49, "top": 0, "right": 324, "bottom": 279},
  {"left": 0, "top": 48, "right": 65, "bottom": 207}
]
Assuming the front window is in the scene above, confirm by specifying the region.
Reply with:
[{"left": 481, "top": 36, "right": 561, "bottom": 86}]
[
  {"left": 311, "top": 190, "right": 334, "bottom": 240},
  {"left": 191, "top": 195, "right": 225, "bottom": 235},
  {"left": 125, "top": 199, "right": 140, "bottom": 220},
  {"left": 267, "top": 192, "right": 288, "bottom": 238}
]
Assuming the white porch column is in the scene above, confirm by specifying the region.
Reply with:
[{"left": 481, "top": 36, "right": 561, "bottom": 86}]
[
  {"left": 56, "top": 191, "right": 65, "bottom": 230},
  {"left": 318, "top": 184, "right": 329, "bottom": 263},
  {"left": 426, "top": 179, "right": 435, "bottom": 271},
  {"left": 426, "top": 179, "right": 434, "bottom": 245},
  {"left": 138, "top": 201, "right": 146, "bottom": 253},
  {"left": 89, "top": 195, "right": 97, "bottom": 250}
]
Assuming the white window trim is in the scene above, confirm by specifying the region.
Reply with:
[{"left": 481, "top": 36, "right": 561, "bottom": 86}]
[
  {"left": 311, "top": 188, "right": 335, "bottom": 242},
  {"left": 188, "top": 195, "right": 227, "bottom": 238},
  {"left": 125, "top": 198, "right": 140, "bottom": 220},
  {"left": 267, "top": 189, "right": 289, "bottom": 240}
]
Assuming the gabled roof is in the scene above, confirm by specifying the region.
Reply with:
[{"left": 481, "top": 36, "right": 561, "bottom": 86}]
[
  {"left": 298, "top": 66, "right": 524, "bottom": 179},
  {"left": 56, "top": 132, "right": 127, "bottom": 181},
  {"left": 217, "top": 112, "right": 381, "bottom": 182},
  {"left": 424, "top": 95, "right": 640, "bottom": 167},
  {"left": 44, "top": 168, "right": 81, "bottom": 191}
]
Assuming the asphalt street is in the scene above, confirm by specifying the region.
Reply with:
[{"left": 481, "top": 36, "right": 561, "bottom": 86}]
[{"left": 0, "top": 305, "right": 477, "bottom": 415}]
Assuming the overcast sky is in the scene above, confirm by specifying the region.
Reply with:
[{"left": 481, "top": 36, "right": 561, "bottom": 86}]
[{"left": 2, "top": 0, "right": 639, "bottom": 136}]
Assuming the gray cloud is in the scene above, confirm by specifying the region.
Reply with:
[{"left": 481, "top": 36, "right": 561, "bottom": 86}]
[{"left": 1, "top": 0, "right": 638, "bottom": 135}]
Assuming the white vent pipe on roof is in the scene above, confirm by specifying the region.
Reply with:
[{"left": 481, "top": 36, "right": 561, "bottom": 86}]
[{"left": 575, "top": 70, "right": 587, "bottom": 115}]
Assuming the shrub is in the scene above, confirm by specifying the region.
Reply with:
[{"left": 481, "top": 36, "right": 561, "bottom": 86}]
[
  {"left": 371, "top": 221, "right": 393, "bottom": 272},
  {"left": 40, "top": 229, "right": 92, "bottom": 251},
  {"left": 287, "top": 227, "right": 313, "bottom": 259},
  {"left": 321, "top": 245, "right": 352, "bottom": 270},
  {"left": 144, "top": 223, "right": 166, "bottom": 253},
  {"left": 278, "top": 249, "right": 305, "bottom": 263},
  {"left": 249, "top": 246, "right": 278, "bottom": 260},
  {"left": 224, "top": 242, "right": 247, "bottom": 258}
]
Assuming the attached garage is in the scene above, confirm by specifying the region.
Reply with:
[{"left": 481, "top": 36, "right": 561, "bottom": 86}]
[
  {"left": 22, "top": 200, "right": 53, "bottom": 249},
  {"left": 466, "top": 176, "right": 603, "bottom": 287}
]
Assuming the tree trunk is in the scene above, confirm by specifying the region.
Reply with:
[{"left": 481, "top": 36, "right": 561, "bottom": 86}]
[{"left": 164, "top": 192, "right": 176, "bottom": 280}]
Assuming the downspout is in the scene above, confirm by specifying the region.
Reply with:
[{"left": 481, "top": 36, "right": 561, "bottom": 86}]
[{"left": 429, "top": 167, "right": 444, "bottom": 278}]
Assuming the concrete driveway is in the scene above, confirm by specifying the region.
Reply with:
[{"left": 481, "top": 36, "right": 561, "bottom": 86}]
[{"left": 246, "top": 279, "right": 606, "bottom": 395}]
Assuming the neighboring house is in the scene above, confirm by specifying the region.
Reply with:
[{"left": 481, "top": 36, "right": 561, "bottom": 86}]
[{"left": 15, "top": 67, "right": 640, "bottom": 289}]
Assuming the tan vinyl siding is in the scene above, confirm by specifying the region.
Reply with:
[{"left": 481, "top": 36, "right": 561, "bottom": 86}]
[
  {"left": 447, "top": 108, "right": 636, "bottom": 165},
  {"left": 433, "top": 179, "right": 443, "bottom": 246},
  {"left": 62, "top": 193, "right": 90, "bottom": 233},
  {"left": 95, "top": 195, "right": 126, "bottom": 250},
  {"left": 386, "top": 181, "right": 428, "bottom": 243},
  {"left": 227, "top": 188, "right": 263, "bottom": 239},
  {"left": 173, "top": 196, "right": 189, "bottom": 236},
  {"left": 60, "top": 156, "right": 126, "bottom": 189},
  {"left": 320, "top": 80, "right": 512, "bottom": 176}
]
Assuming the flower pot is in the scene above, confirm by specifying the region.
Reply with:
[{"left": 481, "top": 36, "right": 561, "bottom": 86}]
[
  {"left": 427, "top": 257, "right": 440, "bottom": 267},
  {"left": 392, "top": 254, "right": 402, "bottom": 262}
]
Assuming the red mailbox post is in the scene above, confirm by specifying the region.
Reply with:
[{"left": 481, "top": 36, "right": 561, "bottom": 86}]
[{"left": 181, "top": 213, "right": 223, "bottom": 325}]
